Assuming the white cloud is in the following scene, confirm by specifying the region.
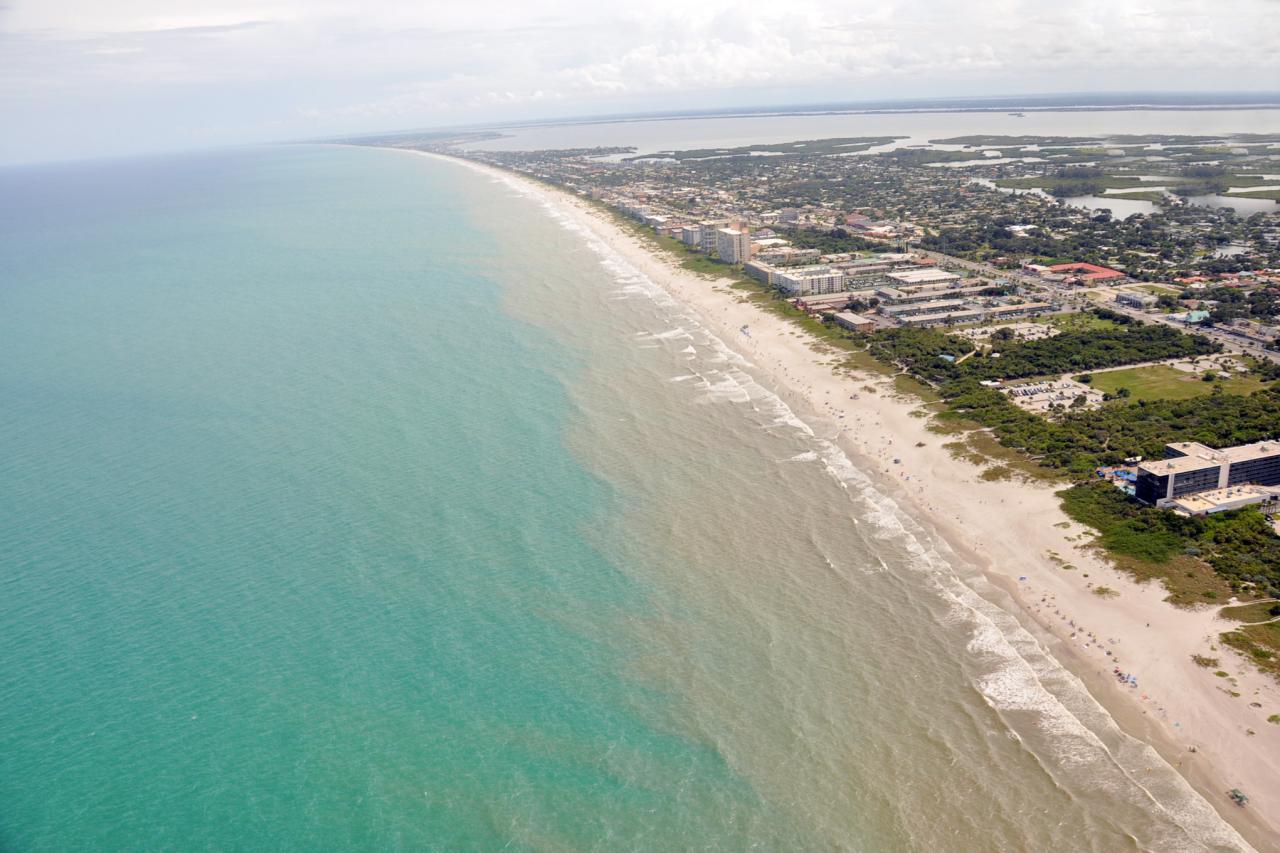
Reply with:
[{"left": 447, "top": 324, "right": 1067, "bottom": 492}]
[{"left": 1, "top": 0, "right": 1278, "bottom": 161}]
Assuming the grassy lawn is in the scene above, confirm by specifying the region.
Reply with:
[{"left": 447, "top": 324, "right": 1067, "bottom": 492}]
[
  {"left": 1041, "top": 312, "right": 1121, "bottom": 333},
  {"left": 1087, "top": 364, "right": 1269, "bottom": 402},
  {"left": 1134, "top": 283, "right": 1180, "bottom": 295}
]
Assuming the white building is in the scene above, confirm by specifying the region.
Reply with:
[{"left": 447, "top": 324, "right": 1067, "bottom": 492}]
[
  {"left": 699, "top": 220, "right": 729, "bottom": 254},
  {"left": 1116, "top": 291, "right": 1159, "bottom": 309},
  {"left": 773, "top": 266, "right": 845, "bottom": 296},
  {"left": 681, "top": 225, "right": 701, "bottom": 247},
  {"left": 885, "top": 268, "right": 961, "bottom": 287}
]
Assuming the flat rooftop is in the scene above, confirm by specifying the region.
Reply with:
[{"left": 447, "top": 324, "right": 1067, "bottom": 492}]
[
  {"left": 1169, "top": 483, "right": 1280, "bottom": 515},
  {"left": 794, "top": 289, "right": 878, "bottom": 303},
  {"left": 1047, "top": 262, "right": 1125, "bottom": 281},
  {"left": 881, "top": 298, "right": 968, "bottom": 315},
  {"left": 899, "top": 309, "right": 983, "bottom": 325},
  {"left": 1140, "top": 440, "right": 1280, "bottom": 477},
  {"left": 984, "top": 301, "right": 1052, "bottom": 315},
  {"left": 887, "top": 269, "right": 960, "bottom": 285}
]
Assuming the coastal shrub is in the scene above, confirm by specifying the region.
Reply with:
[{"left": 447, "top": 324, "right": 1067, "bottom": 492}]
[
  {"left": 930, "top": 376, "right": 1280, "bottom": 474},
  {"left": 1060, "top": 482, "right": 1280, "bottom": 591},
  {"left": 871, "top": 321, "right": 1218, "bottom": 385}
]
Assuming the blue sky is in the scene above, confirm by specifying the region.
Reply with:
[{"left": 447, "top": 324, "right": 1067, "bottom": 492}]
[{"left": 3, "top": 0, "right": 1279, "bottom": 164}]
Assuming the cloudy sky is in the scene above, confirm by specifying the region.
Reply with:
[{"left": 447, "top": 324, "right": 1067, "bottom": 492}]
[{"left": 2, "top": 0, "right": 1278, "bottom": 164}]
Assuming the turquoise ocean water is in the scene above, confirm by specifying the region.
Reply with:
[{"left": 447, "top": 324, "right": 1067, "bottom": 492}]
[{"left": 0, "top": 146, "right": 1251, "bottom": 850}]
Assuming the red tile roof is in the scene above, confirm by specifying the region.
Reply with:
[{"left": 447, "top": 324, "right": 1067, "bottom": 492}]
[{"left": 1047, "top": 262, "right": 1125, "bottom": 281}]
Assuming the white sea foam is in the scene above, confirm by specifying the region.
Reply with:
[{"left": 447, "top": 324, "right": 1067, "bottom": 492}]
[{"left": 638, "top": 327, "right": 694, "bottom": 343}]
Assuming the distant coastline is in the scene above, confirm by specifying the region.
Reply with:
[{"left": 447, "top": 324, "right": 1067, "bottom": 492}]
[{"left": 479, "top": 93, "right": 1280, "bottom": 133}]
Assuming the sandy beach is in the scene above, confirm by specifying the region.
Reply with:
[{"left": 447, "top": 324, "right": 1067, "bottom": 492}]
[{"left": 422, "top": 150, "right": 1280, "bottom": 848}]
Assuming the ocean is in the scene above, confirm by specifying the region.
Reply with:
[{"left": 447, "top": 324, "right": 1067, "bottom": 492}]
[{"left": 0, "top": 145, "right": 1250, "bottom": 850}]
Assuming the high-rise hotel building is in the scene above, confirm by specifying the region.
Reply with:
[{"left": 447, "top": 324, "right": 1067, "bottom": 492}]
[
  {"left": 715, "top": 227, "right": 751, "bottom": 265},
  {"left": 1134, "top": 440, "right": 1280, "bottom": 506}
]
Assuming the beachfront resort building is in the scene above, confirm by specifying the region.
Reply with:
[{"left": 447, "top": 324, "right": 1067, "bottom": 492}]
[
  {"left": 1135, "top": 440, "right": 1280, "bottom": 508},
  {"left": 715, "top": 228, "right": 751, "bottom": 264},
  {"left": 772, "top": 266, "right": 845, "bottom": 296},
  {"left": 699, "top": 220, "right": 730, "bottom": 254}
]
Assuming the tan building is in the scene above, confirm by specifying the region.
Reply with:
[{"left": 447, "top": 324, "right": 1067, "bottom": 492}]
[
  {"left": 832, "top": 312, "right": 876, "bottom": 333},
  {"left": 715, "top": 227, "right": 751, "bottom": 264}
]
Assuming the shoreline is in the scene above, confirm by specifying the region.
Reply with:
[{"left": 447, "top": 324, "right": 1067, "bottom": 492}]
[{"left": 398, "top": 147, "right": 1279, "bottom": 848}]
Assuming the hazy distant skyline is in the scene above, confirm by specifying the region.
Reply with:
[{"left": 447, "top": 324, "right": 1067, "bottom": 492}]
[{"left": 3, "top": 0, "right": 1280, "bottom": 165}]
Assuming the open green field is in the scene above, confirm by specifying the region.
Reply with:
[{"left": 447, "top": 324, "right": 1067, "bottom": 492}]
[
  {"left": 1087, "top": 364, "right": 1270, "bottom": 402},
  {"left": 1039, "top": 312, "right": 1121, "bottom": 333},
  {"left": 1134, "top": 283, "right": 1180, "bottom": 295}
]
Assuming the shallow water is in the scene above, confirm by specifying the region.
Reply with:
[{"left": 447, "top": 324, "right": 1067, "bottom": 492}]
[{"left": 0, "top": 145, "right": 1251, "bottom": 850}]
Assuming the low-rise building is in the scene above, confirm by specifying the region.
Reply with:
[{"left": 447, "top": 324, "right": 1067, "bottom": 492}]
[
  {"left": 1048, "top": 262, "right": 1126, "bottom": 282},
  {"left": 886, "top": 268, "right": 961, "bottom": 287},
  {"left": 792, "top": 291, "right": 876, "bottom": 313},
  {"left": 832, "top": 312, "right": 876, "bottom": 333},
  {"left": 875, "top": 284, "right": 992, "bottom": 305},
  {"left": 880, "top": 299, "right": 970, "bottom": 318},
  {"left": 1168, "top": 484, "right": 1280, "bottom": 516},
  {"left": 897, "top": 308, "right": 984, "bottom": 328},
  {"left": 743, "top": 260, "right": 776, "bottom": 283},
  {"left": 982, "top": 302, "right": 1052, "bottom": 321},
  {"left": 1116, "top": 291, "right": 1159, "bottom": 309}
]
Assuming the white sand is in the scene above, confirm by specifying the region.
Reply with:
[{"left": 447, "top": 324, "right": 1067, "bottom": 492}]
[{"left": 422, "top": 150, "right": 1280, "bottom": 845}]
